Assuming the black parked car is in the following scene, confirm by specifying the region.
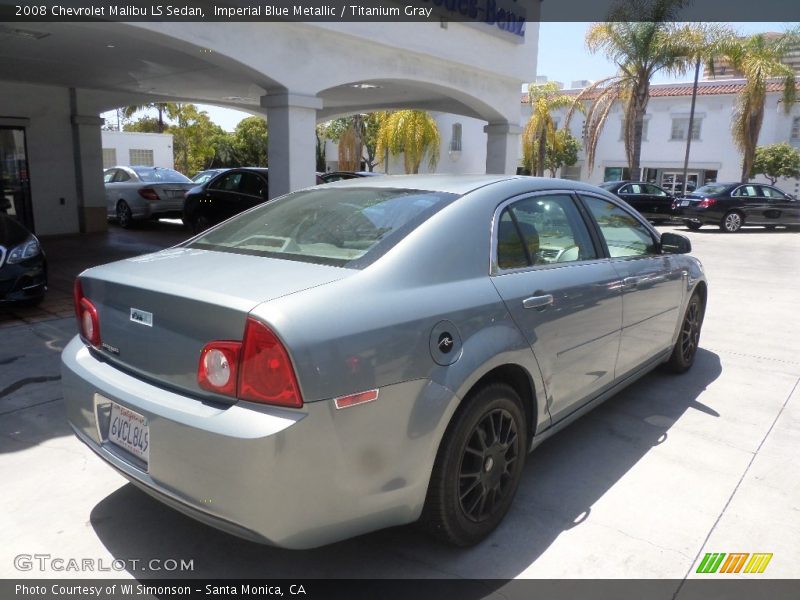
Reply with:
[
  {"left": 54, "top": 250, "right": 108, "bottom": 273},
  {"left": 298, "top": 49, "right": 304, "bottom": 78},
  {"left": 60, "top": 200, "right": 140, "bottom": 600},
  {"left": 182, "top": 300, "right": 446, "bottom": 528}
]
[
  {"left": 599, "top": 181, "right": 677, "bottom": 223},
  {"left": 0, "top": 215, "right": 47, "bottom": 305},
  {"left": 183, "top": 168, "right": 269, "bottom": 233},
  {"left": 676, "top": 182, "right": 800, "bottom": 232}
]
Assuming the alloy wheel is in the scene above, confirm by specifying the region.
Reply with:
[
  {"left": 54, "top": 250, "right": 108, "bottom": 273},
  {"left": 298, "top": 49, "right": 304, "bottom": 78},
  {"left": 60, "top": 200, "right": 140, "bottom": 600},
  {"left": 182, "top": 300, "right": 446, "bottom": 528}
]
[
  {"left": 723, "top": 212, "right": 742, "bottom": 232},
  {"left": 680, "top": 298, "right": 701, "bottom": 364},
  {"left": 458, "top": 408, "right": 520, "bottom": 523}
]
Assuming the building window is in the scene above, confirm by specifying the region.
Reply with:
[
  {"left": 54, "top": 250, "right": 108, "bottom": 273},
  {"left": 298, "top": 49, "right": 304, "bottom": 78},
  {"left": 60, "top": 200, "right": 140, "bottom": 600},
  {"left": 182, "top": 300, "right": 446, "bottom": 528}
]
[
  {"left": 102, "top": 148, "right": 117, "bottom": 168},
  {"left": 561, "top": 165, "right": 581, "bottom": 180},
  {"left": 670, "top": 118, "right": 701, "bottom": 141},
  {"left": 620, "top": 119, "right": 648, "bottom": 141},
  {"left": 129, "top": 148, "right": 154, "bottom": 166},
  {"left": 449, "top": 123, "right": 462, "bottom": 152},
  {"left": 791, "top": 116, "right": 800, "bottom": 140}
]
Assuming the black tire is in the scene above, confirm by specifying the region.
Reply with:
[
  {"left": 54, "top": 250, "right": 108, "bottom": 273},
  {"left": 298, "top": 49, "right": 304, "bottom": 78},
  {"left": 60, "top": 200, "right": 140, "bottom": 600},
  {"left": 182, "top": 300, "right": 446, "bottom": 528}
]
[
  {"left": 191, "top": 212, "right": 211, "bottom": 234},
  {"left": 421, "top": 383, "right": 527, "bottom": 546},
  {"left": 720, "top": 211, "right": 743, "bottom": 233},
  {"left": 666, "top": 292, "right": 704, "bottom": 374},
  {"left": 116, "top": 200, "right": 133, "bottom": 229},
  {"left": 685, "top": 222, "right": 702, "bottom": 231}
]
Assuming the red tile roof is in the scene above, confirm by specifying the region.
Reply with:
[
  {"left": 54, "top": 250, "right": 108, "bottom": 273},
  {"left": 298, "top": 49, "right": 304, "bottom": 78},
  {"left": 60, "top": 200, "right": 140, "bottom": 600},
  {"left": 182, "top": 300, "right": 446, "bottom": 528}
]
[{"left": 521, "top": 79, "right": 800, "bottom": 103}]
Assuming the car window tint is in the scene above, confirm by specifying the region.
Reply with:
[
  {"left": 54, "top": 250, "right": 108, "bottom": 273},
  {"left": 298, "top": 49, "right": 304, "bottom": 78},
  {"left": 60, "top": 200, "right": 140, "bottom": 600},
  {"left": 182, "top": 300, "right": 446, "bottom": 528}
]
[
  {"left": 133, "top": 168, "right": 190, "bottom": 183},
  {"left": 733, "top": 185, "right": 759, "bottom": 197},
  {"left": 103, "top": 170, "right": 116, "bottom": 183},
  {"left": 212, "top": 172, "right": 243, "bottom": 191},
  {"left": 113, "top": 170, "right": 131, "bottom": 183},
  {"left": 582, "top": 196, "right": 656, "bottom": 258},
  {"left": 188, "top": 187, "right": 458, "bottom": 268},
  {"left": 239, "top": 173, "right": 267, "bottom": 196},
  {"left": 695, "top": 184, "right": 729, "bottom": 195},
  {"left": 760, "top": 186, "right": 786, "bottom": 199},
  {"left": 496, "top": 194, "right": 597, "bottom": 269},
  {"left": 645, "top": 184, "right": 667, "bottom": 196},
  {"left": 619, "top": 185, "right": 633, "bottom": 194}
]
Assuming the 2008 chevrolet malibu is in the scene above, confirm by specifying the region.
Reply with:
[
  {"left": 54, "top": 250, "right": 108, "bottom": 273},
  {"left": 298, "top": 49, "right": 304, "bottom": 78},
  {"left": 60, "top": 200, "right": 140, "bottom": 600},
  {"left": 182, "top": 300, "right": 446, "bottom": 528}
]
[{"left": 62, "top": 175, "right": 707, "bottom": 548}]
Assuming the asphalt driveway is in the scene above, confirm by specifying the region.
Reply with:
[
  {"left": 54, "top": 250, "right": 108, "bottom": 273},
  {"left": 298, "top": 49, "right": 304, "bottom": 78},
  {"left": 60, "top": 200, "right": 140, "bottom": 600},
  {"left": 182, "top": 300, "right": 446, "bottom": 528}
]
[{"left": 1, "top": 223, "right": 798, "bottom": 586}]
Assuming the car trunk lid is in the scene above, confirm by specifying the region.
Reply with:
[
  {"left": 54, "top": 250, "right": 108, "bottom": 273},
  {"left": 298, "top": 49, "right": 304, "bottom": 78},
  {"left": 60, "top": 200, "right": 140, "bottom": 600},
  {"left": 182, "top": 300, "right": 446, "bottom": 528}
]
[{"left": 78, "top": 247, "right": 348, "bottom": 401}]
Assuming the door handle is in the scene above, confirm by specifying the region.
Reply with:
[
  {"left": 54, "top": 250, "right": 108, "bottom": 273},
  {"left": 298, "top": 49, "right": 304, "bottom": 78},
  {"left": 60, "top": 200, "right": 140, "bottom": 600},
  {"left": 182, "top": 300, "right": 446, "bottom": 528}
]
[
  {"left": 523, "top": 294, "right": 554, "bottom": 310},
  {"left": 623, "top": 276, "right": 642, "bottom": 290}
]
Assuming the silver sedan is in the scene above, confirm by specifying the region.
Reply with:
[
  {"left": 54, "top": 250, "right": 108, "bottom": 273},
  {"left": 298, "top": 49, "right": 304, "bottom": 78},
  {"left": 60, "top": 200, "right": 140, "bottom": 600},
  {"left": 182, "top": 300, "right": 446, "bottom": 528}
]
[
  {"left": 103, "top": 166, "right": 195, "bottom": 228},
  {"left": 62, "top": 175, "right": 707, "bottom": 548}
]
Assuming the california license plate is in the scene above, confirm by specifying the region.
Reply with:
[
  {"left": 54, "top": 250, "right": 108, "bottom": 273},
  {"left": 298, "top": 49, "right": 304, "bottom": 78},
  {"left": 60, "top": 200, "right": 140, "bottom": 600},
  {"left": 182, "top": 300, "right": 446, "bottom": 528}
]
[
  {"left": 680, "top": 200, "right": 690, "bottom": 207},
  {"left": 108, "top": 402, "right": 150, "bottom": 464}
]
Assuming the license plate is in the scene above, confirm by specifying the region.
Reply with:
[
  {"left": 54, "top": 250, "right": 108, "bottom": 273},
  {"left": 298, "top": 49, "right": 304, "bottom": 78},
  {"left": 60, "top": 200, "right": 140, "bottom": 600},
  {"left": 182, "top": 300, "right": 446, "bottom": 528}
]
[
  {"left": 680, "top": 200, "right": 690, "bottom": 207},
  {"left": 108, "top": 402, "right": 150, "bottom": 464}
]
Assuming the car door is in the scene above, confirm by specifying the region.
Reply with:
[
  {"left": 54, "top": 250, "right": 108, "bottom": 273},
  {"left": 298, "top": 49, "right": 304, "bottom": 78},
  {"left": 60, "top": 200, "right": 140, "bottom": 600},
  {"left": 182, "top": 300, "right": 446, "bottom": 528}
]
[
  {"left": 490, "top": 192, "right": 623, "bottom": 422},
  {"left": 730, "top": 184, "right": 761, "bottom": 221},
  {"left": 580, "top": 194, "right": 686, "bottom": 377},
  {"left": 237, "top": 172, "right": 269, "bottom": 211},
  {"left": 205, "top": 171, "right": 244, "bottom": 222},
  {"left": 759, "top": 185, "right": 800, "bottom": 224}
]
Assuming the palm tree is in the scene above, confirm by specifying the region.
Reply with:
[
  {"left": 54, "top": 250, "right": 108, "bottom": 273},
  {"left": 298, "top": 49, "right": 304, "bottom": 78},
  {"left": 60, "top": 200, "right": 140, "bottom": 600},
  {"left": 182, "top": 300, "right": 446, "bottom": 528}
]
[
  {"left": 121, "top": 102, "right": 176, "bottom": 133},
  {"left": 523, "top": 81, "right": 575, "bottom": 176},
  {"left": 717, "top": 30, "right": 800, "bottom": 182},
  {"left": 376, "top": 110, "right": 440, "bottom": 174},
  {"left": 565, "top": 1, "right": 701, "bottom": 178}
]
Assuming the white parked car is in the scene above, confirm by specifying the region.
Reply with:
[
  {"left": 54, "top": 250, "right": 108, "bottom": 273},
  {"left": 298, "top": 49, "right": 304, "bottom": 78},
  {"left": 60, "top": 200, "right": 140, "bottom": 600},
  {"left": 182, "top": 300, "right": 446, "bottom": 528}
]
[{"left": 103, "top": 166, "right": 195, "bottom": 228}]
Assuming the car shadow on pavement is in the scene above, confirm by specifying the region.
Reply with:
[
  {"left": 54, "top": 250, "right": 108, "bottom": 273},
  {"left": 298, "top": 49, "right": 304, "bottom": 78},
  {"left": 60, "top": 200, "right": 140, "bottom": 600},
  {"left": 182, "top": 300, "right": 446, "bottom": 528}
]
[{"left": 89, "top": 349, "right": 722, "bottom": 580}]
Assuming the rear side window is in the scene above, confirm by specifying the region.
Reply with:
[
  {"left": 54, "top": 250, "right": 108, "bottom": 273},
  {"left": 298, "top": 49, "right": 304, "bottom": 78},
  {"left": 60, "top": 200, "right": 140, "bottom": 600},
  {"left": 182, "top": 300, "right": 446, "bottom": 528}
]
[
  {"left": 133, "top": 167, "right": 191, "bottom": 183},
  {"left": 188, "top": 187, "right": 458, "bottom": 268},
  {"left": 495, "top": 194, "right": 597, "bottom": 270},
  {"left": 582, "top": 196, "right": 656, "bottom": 258}
]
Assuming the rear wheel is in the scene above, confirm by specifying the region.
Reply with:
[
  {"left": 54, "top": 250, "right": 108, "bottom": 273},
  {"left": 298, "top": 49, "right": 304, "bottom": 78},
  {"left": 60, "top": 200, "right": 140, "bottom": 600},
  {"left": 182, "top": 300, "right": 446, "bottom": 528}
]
[
  {"left": 421, "top": 383, "right": 527, "bottom": 546},
  {"left": 116, "top": 200, "right": 133, "bottom": 229},
  {"left": 720, "top": 211, "right": 743, "bottom": 233},
  {"left": 666, "top": 292, "right": 704, "bottom": 374},
  {"left": 685, "top": 222, "right": 702, "bottom": 231}
]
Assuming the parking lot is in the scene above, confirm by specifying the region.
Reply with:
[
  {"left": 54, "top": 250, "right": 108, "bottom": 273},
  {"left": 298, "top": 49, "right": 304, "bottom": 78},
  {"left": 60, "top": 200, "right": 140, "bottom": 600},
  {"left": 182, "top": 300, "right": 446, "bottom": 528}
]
[{"left": 1, "top": 222, "right": 798, "bottom": 583}]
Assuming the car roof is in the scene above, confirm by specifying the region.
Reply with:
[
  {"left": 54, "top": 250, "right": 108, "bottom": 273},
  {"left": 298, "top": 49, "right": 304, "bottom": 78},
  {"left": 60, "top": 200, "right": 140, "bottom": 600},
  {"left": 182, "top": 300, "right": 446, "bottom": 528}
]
[{"left": 316, "top": 174, "right": 607, "bottom": 195}]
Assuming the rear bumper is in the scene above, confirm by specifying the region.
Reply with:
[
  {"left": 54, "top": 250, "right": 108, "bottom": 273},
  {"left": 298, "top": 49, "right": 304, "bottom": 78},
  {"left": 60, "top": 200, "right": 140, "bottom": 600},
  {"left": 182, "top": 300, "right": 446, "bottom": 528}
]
[
  {"left": 138, "top": 199, "right": 185, "bottom": 219},
  {"left": 61, "top": 336, "right": 458, "bottom": 548}
]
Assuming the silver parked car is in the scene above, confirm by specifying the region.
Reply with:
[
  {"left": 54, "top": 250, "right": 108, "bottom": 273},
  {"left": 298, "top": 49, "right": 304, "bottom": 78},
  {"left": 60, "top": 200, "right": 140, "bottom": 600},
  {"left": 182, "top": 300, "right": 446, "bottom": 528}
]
[
  {"left": 62, "top": 175, "right": 707, "bottom": 548},
  {"left": 103, "top": 166, "right": 195, "bottom": 228}
]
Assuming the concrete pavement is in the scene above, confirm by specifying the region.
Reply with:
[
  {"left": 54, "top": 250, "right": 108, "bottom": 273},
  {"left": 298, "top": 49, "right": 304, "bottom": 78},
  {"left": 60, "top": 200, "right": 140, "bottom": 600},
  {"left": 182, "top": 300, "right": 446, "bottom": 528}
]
[{"left": 1, "top": 223, "right": 798, "bottom": 587}]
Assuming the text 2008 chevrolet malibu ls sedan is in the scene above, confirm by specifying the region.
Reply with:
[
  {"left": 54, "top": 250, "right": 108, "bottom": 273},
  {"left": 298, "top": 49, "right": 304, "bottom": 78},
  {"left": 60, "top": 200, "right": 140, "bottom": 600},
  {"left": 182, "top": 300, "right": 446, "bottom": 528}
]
[{"left": 62, "top": 175, "right": 707, "bottom": 549}]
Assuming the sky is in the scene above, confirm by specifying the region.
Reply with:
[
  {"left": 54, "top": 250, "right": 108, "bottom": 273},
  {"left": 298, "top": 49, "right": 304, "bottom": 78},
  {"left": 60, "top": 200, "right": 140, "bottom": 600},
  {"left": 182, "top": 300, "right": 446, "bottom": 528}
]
[{"left": 104, "top": 21, "right": 795, "bottom": 132}]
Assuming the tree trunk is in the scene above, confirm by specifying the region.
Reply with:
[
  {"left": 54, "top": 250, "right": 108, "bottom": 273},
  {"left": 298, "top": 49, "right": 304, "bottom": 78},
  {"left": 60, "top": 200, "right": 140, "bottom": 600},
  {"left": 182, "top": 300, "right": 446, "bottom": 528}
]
[
  {"left": 629, "top": 80, "right": 650, "bottom": 179},
  {"left": 681, "top": 60, "right": 701, "bottom": 195},
  {"left": 537, "top": 127, "right": 547, "bottom": 176}
]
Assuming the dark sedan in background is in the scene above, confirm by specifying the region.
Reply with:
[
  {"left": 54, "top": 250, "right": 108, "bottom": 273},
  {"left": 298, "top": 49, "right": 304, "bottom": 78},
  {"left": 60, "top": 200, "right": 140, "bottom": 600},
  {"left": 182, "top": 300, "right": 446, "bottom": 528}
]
[
  {"left": 0, "top": 215, "right": 46, "bottom": 305},
  {"left": 599, "top": 181, "right": 677, "bottom": 223},
  {"left": 676, "top": 182, "right": 800, "bottom": 232},
  {"left": 183, "top": 167, "right": 269, "bottom": 233}
]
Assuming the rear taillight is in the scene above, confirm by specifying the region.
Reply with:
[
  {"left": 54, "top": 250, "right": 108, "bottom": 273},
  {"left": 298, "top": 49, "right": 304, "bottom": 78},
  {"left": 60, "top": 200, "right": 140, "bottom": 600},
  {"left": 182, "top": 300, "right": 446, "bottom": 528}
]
[
  {"left": 198, "top": 342, "right": 241, "bottom": 396},
  {"left": 196, "top": 318, "right": 303, "bottom": 408},
  {"left": 138, "top": 188, "right": 160, "bottom": 201},
  {"left": 698, "top": 197, "right": 717, "bottom": 208},
  {"left": 73, "top": 279, "right": 101, "bottom": 347}
]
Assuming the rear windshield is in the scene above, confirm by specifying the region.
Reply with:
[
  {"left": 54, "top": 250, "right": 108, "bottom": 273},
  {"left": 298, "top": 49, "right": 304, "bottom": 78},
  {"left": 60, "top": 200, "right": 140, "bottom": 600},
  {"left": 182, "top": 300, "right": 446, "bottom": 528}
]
[
  {"left": 187, "top": 187, "right": 459, "bottom": 268},
  {"left": 598, "top": 182, "right": 618, "bottom": 190},
  {"left": 133, "top": 167, "right": 191, "bottom": 183},
  {"left": 694, "top": 184, "right": 730, "bottom": 195}
]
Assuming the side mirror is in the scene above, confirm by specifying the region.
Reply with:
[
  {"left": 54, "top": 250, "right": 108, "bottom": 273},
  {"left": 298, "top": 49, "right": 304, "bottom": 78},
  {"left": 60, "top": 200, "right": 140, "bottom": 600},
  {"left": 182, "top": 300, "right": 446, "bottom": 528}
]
[{"left": 661, "top": 232, "right": 691, "bottom": 254}]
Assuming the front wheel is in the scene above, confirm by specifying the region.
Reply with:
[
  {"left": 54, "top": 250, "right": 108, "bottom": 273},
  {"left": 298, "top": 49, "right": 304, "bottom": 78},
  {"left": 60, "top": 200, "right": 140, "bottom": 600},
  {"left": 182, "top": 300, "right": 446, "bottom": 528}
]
[
  {"left": 421, "top": 383, "right": 527, "bottom": 546},
  {"left": 666, "top": 292, "right": 705, "bottom": 374},
  {"left": 116, "top": 200, "right": 133, "bottom": 229},
  {"left": 720, "top": 211, "right": 743, "bottom": 233}
]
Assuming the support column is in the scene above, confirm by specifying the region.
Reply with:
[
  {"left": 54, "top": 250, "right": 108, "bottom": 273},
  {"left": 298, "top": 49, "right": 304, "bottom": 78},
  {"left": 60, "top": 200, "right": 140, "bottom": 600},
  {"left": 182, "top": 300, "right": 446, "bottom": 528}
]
[
  {"left": 484, "top": 122, "right": 522, "bottom": 175},
  {"left": 70, "top": 88, "right": 107, "bottom": 233},
  {"left": 261, "top": 92, "right": 323, "bottom": 199}
]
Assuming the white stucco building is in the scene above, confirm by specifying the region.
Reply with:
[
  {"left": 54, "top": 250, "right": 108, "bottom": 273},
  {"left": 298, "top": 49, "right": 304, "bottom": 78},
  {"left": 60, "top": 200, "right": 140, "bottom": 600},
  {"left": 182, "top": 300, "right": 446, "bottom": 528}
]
[
  {"left": 542, "top": 78, "right": 800, "bottom": 195},
  {"left": 0, "top": 19, "right": 538, "bottom": 236},
  {"left": 100, "top": 131, "right": 174, "bottom": 170}
]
